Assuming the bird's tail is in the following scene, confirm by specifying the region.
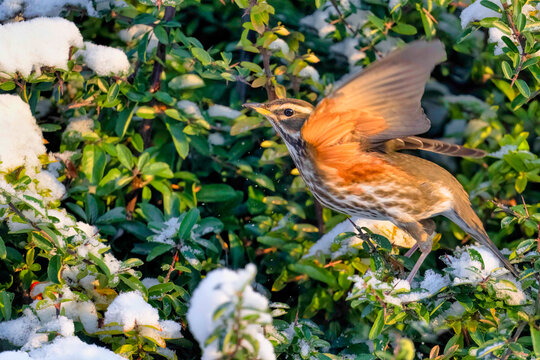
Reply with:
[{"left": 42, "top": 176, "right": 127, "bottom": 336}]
[{"left": 445, "top": 208, "right": 519, "bottom": 278}]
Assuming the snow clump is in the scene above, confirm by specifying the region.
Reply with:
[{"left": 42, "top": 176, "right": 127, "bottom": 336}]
[
  {"left": 208, "top": 104, "right": 242, "bottom": 119},
  {"left": 0, "top": 17, "right": 83, "bottom": 77},
  {"left": 306, "top": 217, "right": 415, "bottom": 259},
  {"left": 0, "top": 95, "right": 46, "bottom": 172},
  {"left": 187, "top": 264, "right": 275, "bottom": 360},
  {"left": 75, "top": 41, "right": 130, "bottom": 76}
]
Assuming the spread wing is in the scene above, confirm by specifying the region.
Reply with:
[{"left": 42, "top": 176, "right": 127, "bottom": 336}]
[{"left": 301, "top": 40, "right": 446, "bottom": 152}]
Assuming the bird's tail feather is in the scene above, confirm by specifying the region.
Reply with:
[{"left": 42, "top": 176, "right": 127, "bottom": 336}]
[
  {"left": 387, "top": 136, "right": 487, "bottom": 158},
  {"left": 446, "top": 209, "right": 519, "bottom": 278}
]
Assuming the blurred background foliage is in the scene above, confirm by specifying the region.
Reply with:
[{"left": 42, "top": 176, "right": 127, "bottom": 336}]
[{"left": 0, "top": 0, "right": 540, "bottom": 358}]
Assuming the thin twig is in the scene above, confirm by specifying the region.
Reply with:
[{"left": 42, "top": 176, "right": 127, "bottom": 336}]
[
  {"left": 314, "top": 200, "right": 325, "bottom": 234},
  {"left": 8, "top": 203, "right": 55, "bottom": 244},
  {"left": 500, "top": 322, "right": 526, "bottom": 360},
  {"left": 260, "top": 48, "right": 277, "bottom": 101},
  {"left": 329, "top": 0, "right": 356, "bottom": 34},
  {"left": 149, "top": 6, "right": 176, "bottom": 93},
  {"left": 164, "top": 250, "right": 179, "bottom": 283}
]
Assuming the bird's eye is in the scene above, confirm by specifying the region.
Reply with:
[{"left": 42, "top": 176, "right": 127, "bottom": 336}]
[{"left": 284, "top": 108, "right": 294, "bottom": 117}]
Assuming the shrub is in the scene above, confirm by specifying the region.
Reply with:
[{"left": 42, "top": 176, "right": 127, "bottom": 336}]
[{"left": 0, "top": 0, "right": 539, "bottom": 359}]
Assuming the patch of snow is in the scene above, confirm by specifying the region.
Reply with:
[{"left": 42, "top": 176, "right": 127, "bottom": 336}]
[
  {"left": 118, "top": 24, "right": 158, "bottom": 52},
  {"left": 330, "top": 37, "right": 366, "bottom": 69},
  {"left": 460, "top": 0, "right": 502, "bottom": 28},
  {"left": 186, "top": 264, "right": 275, "bottom": 360},
  {"left": 0, "top": 17, "right": 83, "bottom": 77},
  {"left": 488, "top": 27, "right": 518, "bottom": 55},
  {"left": 443, "top": 245, "right": 509, "bottom": 285},
  {"left": 27, "top": 336, "right": 125, "bottom": 360},
  {"left": 0, "top": 95, "right": 46, "bottom": 172},
  {"left": 103, "top": 291, "right": 160, "bottom": 331},
  {"left": 34, "top": 170, "right": 66, "bottom": 201},
  {"left": 299, "top": 6, "right": 337, "bottom": 38},
  {"left": 299, "top": 65, "right": 320, "bottom": 82},
  {"left": 493, "top": 278, "right": 527, "bottom": 305},
  {"left": 388, "top": 0, "right": 401, "bottom": 10},
  {"left": 64, "top": 117, "right": 94, "bottom": 138},
  {"left": 375, "top": 37, "right": 400, "bottom": 56},
  {"left": 150, "top": 217, "right": 180, "bottom": 246},
  {"left": 142, "top": 277, "right": 160, "bottom": 289},
  {"left": 177, "top": 100, "right": 203, "bottom": 118},
  {"left": 0, "top": 308, "right": 40, "bottom": 347},
  {"left": 208, "top": 133, "right": 225, "bottom": 146},
  {"left": 75, "top": 42, "right": 130, "bottom": 76},
  {"left": 159, "top": 320, "right": 183, "bottom": 339},
  {"left": 269, "top": 38, "right": 290, "bottom": 55},
  {"left": 488, "top": 144, "right": 518, "bottom": 158},
  {"left": 306, "top": 217, "right": 415, "bottom": 259},
  {"left": 208, "top": 104, "right": 242, "bottom": 119}
]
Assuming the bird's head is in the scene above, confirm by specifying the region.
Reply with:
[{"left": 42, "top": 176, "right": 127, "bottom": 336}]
[{"left": 243, "top": 98, "right": 314, "bottom": 138}]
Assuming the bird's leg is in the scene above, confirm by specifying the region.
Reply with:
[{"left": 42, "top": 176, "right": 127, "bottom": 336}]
[
  {"left": 404, "top": 219, "right": 436, "bottom": 258},
  {"left": 400, "top": 221, "right": 433, "bottom": 283},
  {"left": 404, "top": 244, "right": 418, "bottom": 258},
  {"left": 347, "top": 218, "right": 377, "bottom": 252},
  {"left": 406, "top": 249, "right": 430, "bottom": 283}
]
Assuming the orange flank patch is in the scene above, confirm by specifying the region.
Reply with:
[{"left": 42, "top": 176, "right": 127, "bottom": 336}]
[
  {"left": 307, "top": 142, "right": 410, "bottom": 186},
  {"left": 302, "top": 97, "right": 388, "bottom": 149}
]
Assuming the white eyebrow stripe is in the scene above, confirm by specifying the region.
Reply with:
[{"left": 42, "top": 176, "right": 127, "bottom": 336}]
[{"left": 277, "top": 104, "right": 312, "bottom": 114}]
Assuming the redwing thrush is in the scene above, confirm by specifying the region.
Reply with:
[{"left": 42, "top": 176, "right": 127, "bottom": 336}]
[{"left": 244, "top": 40, "right": 518, "bottom": 281}]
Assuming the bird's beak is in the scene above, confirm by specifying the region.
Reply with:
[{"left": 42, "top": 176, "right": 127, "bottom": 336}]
[{"left": 243, "top": 103, "right": 272, "bottom": 116}]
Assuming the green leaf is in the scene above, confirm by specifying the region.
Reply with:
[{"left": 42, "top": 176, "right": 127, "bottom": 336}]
[
  {"left": 119, "top": 274, "right": 148, "bottom": 298},
  {"left": 147, "top": 244, "right": 174, "bottom": 261},
  {"left": 467, "top": 248, "right": 485, "bottom": 269},
  {"left": 153, "top": 25, "right": 169, "bottom": 44},
  {"left": 142, "top": 162, "right": 174, "bottom": 178},
  {"left": 230, "top": 117, "right": 264, "bottom": 135},
  {"left": 245, "top": 173, "right": 275, "bottom": 191},
  {"left": 0, "top": 291, "right": 13, "bottom": 321},
  {"left": 168, "top": 74, "right": 204, "bottom": 90},
  {"left": 0, "top": 81, "right": 15, "bottom": 91},
  {"left": 511, "top": 93, "right": 527, "bottom": 110},
  {"left": 516, "top": 13, "right": 526, "bottom": 32},
  {"left": 180, "top": 247, "right": 202, "bottom": 270},
  {"left": 47, "top": 255, "right": 62, "bottom": 284},
  {"left": 288, "top": 263, "right": 337, "bottom": 287},
  {"left": 501, "top": 36, "right": 519, "bottom": 54},
  {"left": 369, "top": 309, "right": 384, "bottom": 340},
  {"left": 532, "top": 323, "right": 540, "bottom": 356},
  {"left": 88, "top": 253, "right": 111, "bottom": 277},
  {"left": 116, "top": 144, "right": 134, "bottom": 169},
  {"left": 197, "top": 184, "right": 237, "bottom": 203},
  {"left": 82, "top": 145, "right": 107, "bottom": 184},
  {"left": 136, "top": 106, "right": 156, "bottom": 119},
  {"left": 178, "top": 208, "right": 200, "bottom": 240},
  {"left": 480, "top": 0, "right": 502, "bottom": 13},
  {"left": 115, "top": 107, "right": 136, "bottom": 139},
  {"left": 392, "top": 23, "right": 417, "bottom": 35},
  {"left": 501, "top": 61, "right": 513, "bottom": 79},
  {"left": 515, "top": 79, "right": 530, "bottom": 98},
  {"left": 0, "top": 236, "right": 6, "bottom": 260},
  {"left": 166, "top": 122, "right": 189, "bottom": 159},
  {"left": 105, "top": 82, "right": 120, "bottom": 105},
  {"left": 515, "top": 172, "right": 527, "bottom": 193},
  {"left": 191, "top": 47, "right": 213, "bottom": 66}
]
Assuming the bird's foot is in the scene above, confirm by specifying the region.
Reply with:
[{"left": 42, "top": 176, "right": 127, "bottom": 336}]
[{"left": 347, "top": 218, "right": 377, "bottom": 252}]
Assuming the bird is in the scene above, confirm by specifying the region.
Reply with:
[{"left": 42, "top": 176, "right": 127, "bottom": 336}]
[{"left": 243, "top": 40, "right": 519, "bottom": 281}]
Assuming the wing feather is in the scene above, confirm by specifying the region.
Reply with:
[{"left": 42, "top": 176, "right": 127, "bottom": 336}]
[{"left": 302, "top": 40, "right": 446, "bottom": 150}]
